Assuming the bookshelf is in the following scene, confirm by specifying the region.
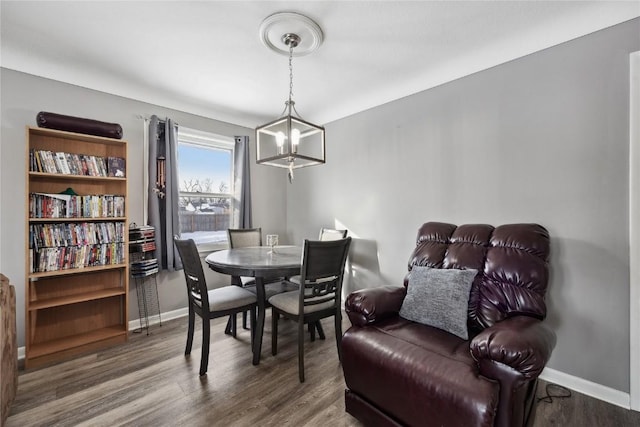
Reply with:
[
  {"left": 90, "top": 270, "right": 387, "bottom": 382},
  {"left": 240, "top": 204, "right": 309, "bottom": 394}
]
[{"left": 25, "top": 126, "right": 129, "bottom": 368}]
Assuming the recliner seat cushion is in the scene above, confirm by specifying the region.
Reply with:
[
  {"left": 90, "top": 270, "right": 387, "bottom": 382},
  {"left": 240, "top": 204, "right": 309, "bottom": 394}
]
[{"left": 342, "top": 316, "right": 499, "bottom": 427}]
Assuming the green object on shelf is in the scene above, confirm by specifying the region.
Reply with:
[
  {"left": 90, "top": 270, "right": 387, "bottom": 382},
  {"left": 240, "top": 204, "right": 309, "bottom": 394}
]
[{"left": 59, "top": 187, "right": 78, "bottom": 195}]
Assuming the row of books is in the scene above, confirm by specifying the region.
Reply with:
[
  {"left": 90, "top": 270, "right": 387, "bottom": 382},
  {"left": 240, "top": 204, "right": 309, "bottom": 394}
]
[
  {"left": 29, "top": 193, "right": 125, "bottom": 219},
  {"left": 29, "top": 149, "right": 126, "bottom": 178},
  {"left": 30, "top": 243, "right": 126, "bottom": 273},
  {"left": 30, "top": 222, "right": 126, "bottom": 250}
]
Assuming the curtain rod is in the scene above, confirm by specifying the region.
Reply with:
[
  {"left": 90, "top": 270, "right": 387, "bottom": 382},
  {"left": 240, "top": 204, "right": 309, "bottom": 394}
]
[{"left": 135, "top": 114, "right": 179, "bottom": 126}]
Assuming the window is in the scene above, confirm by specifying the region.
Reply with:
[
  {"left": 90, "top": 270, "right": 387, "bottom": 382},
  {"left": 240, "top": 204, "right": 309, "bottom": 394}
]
[{"left": 176, "top": 127, "right": 234, "bottom": 250}]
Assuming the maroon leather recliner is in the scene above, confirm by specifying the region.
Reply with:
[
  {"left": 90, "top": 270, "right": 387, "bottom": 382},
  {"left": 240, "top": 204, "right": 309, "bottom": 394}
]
[{"left": 341, "top": 222, "right": 556, "bottom": 427}]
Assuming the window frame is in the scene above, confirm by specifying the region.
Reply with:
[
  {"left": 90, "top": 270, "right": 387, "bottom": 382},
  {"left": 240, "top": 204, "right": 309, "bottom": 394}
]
[{"left": 176, "top": 126, "right": 235, "bottom": 253}]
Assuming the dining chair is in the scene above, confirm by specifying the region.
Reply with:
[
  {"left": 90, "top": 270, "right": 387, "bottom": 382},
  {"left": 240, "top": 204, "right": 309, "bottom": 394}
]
[
  {"left": 269, "top": 237, "right": 352, "bottom": 382},
  {"left": 312, "top": 228, "right": 348, "bottom": 339},
  {"left": 174, "top": 236, "right": 257, "bottom": 376},
  {"left": 295, "top": 228, "right": 349, "bottom": 341},
  {"left": 319, "top": 227, "right": 348, "bottom": 241},
  {"left": 226, "top": 228, "right": 296, "bottom": 333},
  {"left": 225, "top": 227, "right": 262, "bottom": 334},
  {"left": 227, "top": 227, "right": 263, "bottom": 250}
]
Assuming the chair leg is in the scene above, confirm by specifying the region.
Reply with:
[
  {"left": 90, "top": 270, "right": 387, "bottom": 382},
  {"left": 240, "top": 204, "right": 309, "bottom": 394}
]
[
  {"left": 308, "top": 322, "right": 316, "bottom": 342},
  {"left": 298, "top": 320, "right": 305, "bottom": 383},
  {"left": 316, "top": 321, "right": 326, "bottom": 340},
  {"left": 334, "top": 312, "right": 343, "bottom": 363},
  {"left": 185, "top": 306, "right": 195, "bottom": 355},
  {"left": 231, "top": 314, "right": 237, "bottom": 338},
  {"left": 243, "top": 310, "right": 249, "bottom": 330},
  {"left": 272, "top": 311, "right": 279, "bottom": 356},
  {"left": 224, "top": 315, "right": 234, "bottom": 335},
  {"left": 250, "top": 307, "right": 257, "bottom": 349},
  {"left": 200, "top": 319, "right": 211, "bottom": 376}
]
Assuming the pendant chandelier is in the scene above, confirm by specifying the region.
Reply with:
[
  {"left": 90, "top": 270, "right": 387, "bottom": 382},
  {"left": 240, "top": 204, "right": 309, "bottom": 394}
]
[{"left": 256, "top": 12, "right": 325, "bottom": 182}]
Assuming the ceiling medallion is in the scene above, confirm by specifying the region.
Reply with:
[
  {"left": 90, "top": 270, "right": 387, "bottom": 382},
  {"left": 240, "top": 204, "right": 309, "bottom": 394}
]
[{"left": 259, "top": 12, "right": 324, "bottom": 56}]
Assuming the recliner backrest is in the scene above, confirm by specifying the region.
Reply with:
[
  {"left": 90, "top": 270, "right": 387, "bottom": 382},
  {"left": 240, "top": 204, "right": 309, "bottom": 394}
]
[{"left": 407, "top": 222, "right": 550, "bottom": 336}]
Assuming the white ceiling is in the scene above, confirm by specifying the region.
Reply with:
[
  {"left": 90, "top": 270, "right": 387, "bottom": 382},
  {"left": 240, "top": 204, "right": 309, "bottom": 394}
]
[{"left": 1, "top": 1, "right": 639, "bottom": 128}]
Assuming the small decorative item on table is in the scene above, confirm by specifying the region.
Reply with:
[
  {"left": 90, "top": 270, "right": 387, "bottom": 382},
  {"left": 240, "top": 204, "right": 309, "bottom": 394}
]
[{"left": 266, "top": 234, "right": 279, "bottom": 254}]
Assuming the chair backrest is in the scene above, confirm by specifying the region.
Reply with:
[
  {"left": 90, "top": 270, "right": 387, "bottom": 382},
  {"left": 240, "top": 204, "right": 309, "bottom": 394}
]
[
  {"left": 319, "top": 228, "right": 348, "bottom": 241},
  {"left": 406, "top": 222, "right": 550, "bottom": 336},
  {"left": 299, "top": 237, "right": 352, "bottom": 310},
  {"left": 227, "top": 228, "right": 262, "bottom": 248},
  {"left": 174, "top": 236, "right": 210, "bottom": 313}
]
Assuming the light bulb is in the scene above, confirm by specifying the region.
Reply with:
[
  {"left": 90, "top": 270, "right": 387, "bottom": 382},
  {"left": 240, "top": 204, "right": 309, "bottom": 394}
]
[
  {"left": 276, "top": 131, "right": 285, "bottom": 154},
  {"left": 291, "top": 128, "right": 300, "bottom": 153}
]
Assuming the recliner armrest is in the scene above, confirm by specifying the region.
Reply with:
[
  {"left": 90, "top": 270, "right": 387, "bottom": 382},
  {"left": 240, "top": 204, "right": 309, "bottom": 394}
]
[
  {"left": 470, "top": 316, "right": 556, "bottom": 380},
  {"left": 345, "top": 286, "right": 406, "bottom": 327}
]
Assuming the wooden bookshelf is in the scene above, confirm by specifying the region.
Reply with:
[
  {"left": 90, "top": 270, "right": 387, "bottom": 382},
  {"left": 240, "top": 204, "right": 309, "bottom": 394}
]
[{"left": 25, "top": 126, "right": 129, "bottom": 368}]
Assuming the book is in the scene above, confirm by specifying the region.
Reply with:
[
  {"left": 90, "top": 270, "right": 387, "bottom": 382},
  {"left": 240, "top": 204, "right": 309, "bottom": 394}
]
[
  {"left": 65, "top": 153, "right": 78, "bottom": 175},
  {"left": 80, "top": 155, "right": 89, "bottom": 176},
  {"left": 55, "top": 152, "right": 71, "bottom": 174},
  {"left": 108, "top": 157, "right": 126, "bottom": 177}
]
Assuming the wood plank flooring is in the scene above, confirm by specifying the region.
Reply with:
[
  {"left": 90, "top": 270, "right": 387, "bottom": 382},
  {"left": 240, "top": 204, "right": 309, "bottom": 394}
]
[{"left": 7, "top": 314, "right": 640, "bottom": 426}]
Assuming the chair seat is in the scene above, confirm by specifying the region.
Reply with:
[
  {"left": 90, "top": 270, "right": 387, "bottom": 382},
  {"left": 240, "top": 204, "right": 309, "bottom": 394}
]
[
  {"left": 269, "top": 290, "right": 335, "bottom": 315},
  {"left": 287, "top": 275, "right": 336, "bottom": 285},
  {"left": 208, "top": 286, "right": 257, "bottom": 311},
  {"left": 245, "top": 280, "right": 299, "bottom": 300},
  {"left": 239, "top": 276, "right": 256, "bottom": 286},
  {"left": 287, "top": 275, "right": 301, "bottom": 284},
  {"left": 342, "top": 316, "right": 498, "bottom": 427}
]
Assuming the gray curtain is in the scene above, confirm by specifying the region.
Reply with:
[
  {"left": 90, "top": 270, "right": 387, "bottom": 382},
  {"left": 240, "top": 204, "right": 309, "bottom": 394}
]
[
  {"left": 233, "top": 136, "right": 252, "bottom": 228},
  {"left": 148, "top": 115, "right": 181, "bottom": 271}
]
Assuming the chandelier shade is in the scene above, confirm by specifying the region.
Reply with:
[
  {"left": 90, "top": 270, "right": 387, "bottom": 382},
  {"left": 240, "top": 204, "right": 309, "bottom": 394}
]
[
  {"left": 256, "top": 105, "right": 325, "bottom": 169},
  {"left": 255, "top": 12, "right": 325, "bottom": 179}
]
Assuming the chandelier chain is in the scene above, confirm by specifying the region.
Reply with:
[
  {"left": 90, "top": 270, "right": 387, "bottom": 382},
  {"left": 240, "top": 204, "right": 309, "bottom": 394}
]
[{"left": 288, "top": 41, "right": 294, "bottom": 103}]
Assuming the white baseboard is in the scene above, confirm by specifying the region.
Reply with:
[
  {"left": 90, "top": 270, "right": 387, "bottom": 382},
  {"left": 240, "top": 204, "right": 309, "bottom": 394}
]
[
  {"left": 540, "top": 367, "right": 631, "bottom": 410},
  {"left": 128, "top": 307, "right": 188, "bottom": 331}
]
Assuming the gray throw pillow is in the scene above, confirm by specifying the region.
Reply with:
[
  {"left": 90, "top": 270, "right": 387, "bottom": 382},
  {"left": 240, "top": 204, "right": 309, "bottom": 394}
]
[{"left": 399, "top": 266, "right": 477, "bottom": 340}]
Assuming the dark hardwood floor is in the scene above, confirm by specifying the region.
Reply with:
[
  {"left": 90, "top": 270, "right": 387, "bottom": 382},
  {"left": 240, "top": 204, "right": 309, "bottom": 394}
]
[{"left": 7, "top": 314, "right": 640, "bottom": 426}]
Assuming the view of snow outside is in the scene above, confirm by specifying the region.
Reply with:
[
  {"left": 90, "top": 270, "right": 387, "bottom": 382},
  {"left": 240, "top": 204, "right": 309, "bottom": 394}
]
[{"left": 181, "top": 230, "right": 227, "bottom": 246}]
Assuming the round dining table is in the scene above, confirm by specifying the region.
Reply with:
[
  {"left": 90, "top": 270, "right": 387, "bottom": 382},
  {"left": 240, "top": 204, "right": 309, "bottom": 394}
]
[{"left": 205, "top": 245, "right": 302, "bottom": 365}]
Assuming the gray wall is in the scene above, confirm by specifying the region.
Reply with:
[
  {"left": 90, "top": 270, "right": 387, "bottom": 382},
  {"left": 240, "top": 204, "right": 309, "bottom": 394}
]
[
  {"left": 0, "top": 69, "right": 288, "bottom": 348},
  {"left": 286, "top": 19, "right": 640, "bottom": 392}
]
